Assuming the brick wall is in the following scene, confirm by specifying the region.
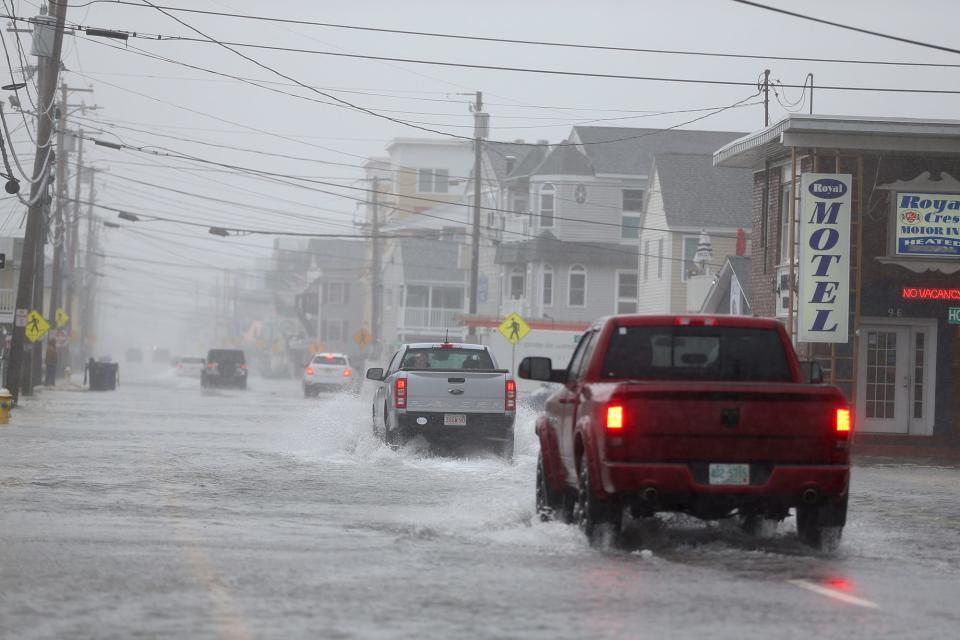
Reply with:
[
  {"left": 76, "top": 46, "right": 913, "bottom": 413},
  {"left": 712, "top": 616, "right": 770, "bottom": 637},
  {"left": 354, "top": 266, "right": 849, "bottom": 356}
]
[{"left": 750, "top": 167, "right": 780, "bottom": 318}]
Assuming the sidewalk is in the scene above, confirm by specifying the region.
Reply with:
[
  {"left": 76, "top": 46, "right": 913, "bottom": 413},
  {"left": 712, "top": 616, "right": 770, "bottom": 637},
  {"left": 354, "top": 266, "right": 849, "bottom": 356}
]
[{"left": 853, "top": 434, "right": 960, "bottom": 464}]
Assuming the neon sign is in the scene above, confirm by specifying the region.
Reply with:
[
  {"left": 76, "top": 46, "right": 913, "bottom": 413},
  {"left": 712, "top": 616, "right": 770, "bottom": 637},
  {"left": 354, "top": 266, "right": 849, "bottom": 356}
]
[{"left": 901, "top": 287, "right": 960, "bottom": 300}]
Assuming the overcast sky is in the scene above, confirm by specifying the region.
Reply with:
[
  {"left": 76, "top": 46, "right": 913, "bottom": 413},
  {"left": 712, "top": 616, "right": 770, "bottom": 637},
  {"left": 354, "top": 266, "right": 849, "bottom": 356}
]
[{"left": 4, "top": 0, "right": 960, "bottom": 355}]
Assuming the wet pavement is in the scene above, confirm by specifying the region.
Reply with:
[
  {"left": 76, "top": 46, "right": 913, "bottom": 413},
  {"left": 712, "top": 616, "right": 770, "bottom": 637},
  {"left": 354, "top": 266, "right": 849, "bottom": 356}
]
[{"left": 1, "top": 368, "right": 958, "bottom": 639}]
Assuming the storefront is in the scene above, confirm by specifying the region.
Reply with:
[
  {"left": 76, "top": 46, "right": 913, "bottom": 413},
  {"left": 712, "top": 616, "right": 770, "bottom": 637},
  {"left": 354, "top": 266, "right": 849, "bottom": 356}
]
[{"left": 714, "top": 115, "right": 960, "bottom": 447}]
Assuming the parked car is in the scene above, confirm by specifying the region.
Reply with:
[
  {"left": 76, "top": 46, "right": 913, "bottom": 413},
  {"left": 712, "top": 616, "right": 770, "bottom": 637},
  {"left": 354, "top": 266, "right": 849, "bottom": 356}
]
[
  {"left": 302, "top": 353, "right": 355, "bottom": 397},
  {"left": 174, "top": 356, "right": 206, "bottom": 378},
  {"left": 201, "top": 349, "right": 248, "bottom": 390},
  {"left": 519, "top": 315, "right": 851, "bottom": 549},
  {"left": 366, "top": 343, "right": 516, "bottom": 459}
]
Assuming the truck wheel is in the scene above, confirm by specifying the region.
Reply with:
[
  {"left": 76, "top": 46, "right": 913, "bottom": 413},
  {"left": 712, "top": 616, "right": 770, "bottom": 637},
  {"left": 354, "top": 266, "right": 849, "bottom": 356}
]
[
  {"left": 498, "top": 431, "right": 515, "bottom": 463},
  {"left": 574, "top": 450, "right": 620, "bottom": 544},
  {"left": 384, "top": 410, "right": 402, "bottom": 449},
  {"left": 536, "top": 451, "right": 558, "bottom": 521},
  {"left": 796, "top": 503, "right": 845, "bottom": 551}
]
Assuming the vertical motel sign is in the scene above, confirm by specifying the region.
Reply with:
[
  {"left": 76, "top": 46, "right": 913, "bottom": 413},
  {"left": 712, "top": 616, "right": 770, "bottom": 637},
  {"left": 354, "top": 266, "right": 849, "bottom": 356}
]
[{"left": 798, "top": 174, "right": 853, "bottom": 343}]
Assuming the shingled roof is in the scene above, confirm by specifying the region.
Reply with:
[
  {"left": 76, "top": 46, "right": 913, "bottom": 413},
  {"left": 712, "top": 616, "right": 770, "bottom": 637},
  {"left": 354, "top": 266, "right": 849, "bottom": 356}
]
[
  {"left": 652, "top": 153, "right": 752, "bottom": 229},
  {"left": 572, "top": 126, "right": 744, "bottom": 176}
]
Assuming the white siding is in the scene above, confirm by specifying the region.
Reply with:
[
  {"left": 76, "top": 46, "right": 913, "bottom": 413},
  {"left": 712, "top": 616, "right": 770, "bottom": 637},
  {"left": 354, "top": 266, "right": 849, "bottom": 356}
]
[{"left": 637, "top": 170, "right": 671, "bottom": 314}]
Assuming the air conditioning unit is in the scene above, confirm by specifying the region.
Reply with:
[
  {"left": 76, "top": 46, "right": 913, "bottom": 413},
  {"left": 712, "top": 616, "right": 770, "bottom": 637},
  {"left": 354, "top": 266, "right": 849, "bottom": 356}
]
[{"left": 775, "top": 264, "right": 796, "bottom": 318}]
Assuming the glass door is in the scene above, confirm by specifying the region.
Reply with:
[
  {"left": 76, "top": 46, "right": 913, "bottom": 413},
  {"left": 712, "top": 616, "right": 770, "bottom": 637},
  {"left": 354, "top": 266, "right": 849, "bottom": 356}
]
[{"left": 857, "top": 326, "right": 911, "bottom": 434}]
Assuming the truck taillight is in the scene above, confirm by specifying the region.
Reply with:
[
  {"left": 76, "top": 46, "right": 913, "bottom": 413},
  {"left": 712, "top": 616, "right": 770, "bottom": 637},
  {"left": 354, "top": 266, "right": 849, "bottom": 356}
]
[
  {"left": 306, "top": 367, "right": 314, "bottom": 376},
  {"left": 606, "top": 405, "right": 624, "bottom": 430},
  {"left": 207, "top": 363, "right": 215, "bottom": 370},
  {"left": 505, "top": 380, "right": 516, "bottom": 411},
  {"left": 836, "top": 408, "right": 852, "bottom": 433},
  {"left": 395, "top": 378, "right": 407, "bottom": 409}
]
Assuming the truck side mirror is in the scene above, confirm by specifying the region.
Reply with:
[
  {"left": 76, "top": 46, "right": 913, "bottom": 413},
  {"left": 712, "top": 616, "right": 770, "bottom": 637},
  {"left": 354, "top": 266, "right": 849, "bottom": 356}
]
[
  {"left": 518, "top": 356, "right": 555, "bottom": 381},
  {"left": 365, "top": 367, "right": 384, "bottom": 381},
  {"left": 799, "top": 361, "right": 824, "bottom": 384}
]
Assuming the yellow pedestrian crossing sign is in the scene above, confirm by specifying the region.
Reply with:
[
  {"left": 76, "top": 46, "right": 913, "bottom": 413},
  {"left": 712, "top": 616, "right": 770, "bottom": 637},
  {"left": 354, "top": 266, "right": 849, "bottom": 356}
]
[
  {"left": 25, "top": 310, "right": 50, "bottom": 343},
  {"left": 56, "top": 307, "right": 70, "bottom": 328},
  {"left": 498, "top": 312, "right": 530, "bottom": 345}
]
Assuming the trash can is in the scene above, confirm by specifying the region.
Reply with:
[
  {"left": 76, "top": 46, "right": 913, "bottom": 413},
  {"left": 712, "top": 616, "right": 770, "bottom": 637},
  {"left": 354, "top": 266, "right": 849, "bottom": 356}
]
[
  {"left": 0, "top": 388, "right": 12, "bottom": 424},
  {"left": 88, "top": 362, "right": 119, "bottom": 391}
]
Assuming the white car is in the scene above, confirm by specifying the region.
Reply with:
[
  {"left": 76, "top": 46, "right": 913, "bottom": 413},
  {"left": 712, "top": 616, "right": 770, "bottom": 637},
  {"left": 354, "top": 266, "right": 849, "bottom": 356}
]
[
  {"left": 175, "top": 356, "right": 206, "bottom": 378},
  {"left": 303, "top": 353, "right": 355, "bottom": 397}
]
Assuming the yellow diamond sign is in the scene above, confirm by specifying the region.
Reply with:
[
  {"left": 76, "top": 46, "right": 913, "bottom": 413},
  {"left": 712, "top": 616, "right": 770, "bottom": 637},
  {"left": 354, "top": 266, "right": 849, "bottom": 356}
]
[
  {"left": 498, "top": 312, "right": 530, "bottom": 345},
  {"left": 25, "top": 310, "right": 50, "bottom": 343},
  {"left": 55, "top": 307, "right": 70, "bottom": 328}
]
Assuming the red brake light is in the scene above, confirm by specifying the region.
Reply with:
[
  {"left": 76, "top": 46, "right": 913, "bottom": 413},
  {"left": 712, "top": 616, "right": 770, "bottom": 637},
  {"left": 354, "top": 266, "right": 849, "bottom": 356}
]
[
  {"left": 606, "top": 405, "right": 624, "bottom": 430},
  {"left": 239, "top": 363, "right": 247, "bottom": 370},
  {"left": 836, "top": 408, "right": 852, "bottom": 433},
  {"left": 395, "top": 377, "right": 407, "bottom": 409},
  {"left": 207, "top": 363, "right": 214, "bottom": 369},
  {"left": 306, "top": 367, "right": 314, "bottom": 376},
  {"left": 343, "top": 368, "right": 352, "bottom": 377},
  {"left": 325, "top": 354, "right": 333, "bottom": 360},
  {"left": 439, "top": 343, "right": 455, "bottom": 349},
  {"left": 674, "top": 317, "right": 716, "bottom": 326},
  {"left": 505, "top": 380, "right": 516, "bottom": 411}
]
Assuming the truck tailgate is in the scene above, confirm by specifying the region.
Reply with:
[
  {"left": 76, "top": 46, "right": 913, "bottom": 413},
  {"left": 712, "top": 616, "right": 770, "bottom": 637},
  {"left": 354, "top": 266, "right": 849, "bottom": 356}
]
[
  {"left": 610, "top": 382, "right": 845, "bottom": 464},
  {"left": 405, "top": 371, "right": 506, "bottom": 414}
]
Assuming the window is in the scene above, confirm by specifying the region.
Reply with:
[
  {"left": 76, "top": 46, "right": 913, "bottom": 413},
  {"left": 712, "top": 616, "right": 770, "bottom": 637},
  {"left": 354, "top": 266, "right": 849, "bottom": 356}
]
[
  {"left": 509, "top": 267, "right": 525, "bottom": 300},
  {"left": 568, "top": 265, "right": 586, "bottom": 307},
  {"left": 406, "top": 285, "right": 429, "bottom": 308},
  {"left": 616, "top": 271, "right": 638, "bottom": 313},
  {"left": 681, "top": 236, "right": 700, "bottom": 282},
  {"left": 325, "top": 281, "right": 345, "bottom": 304},
  {"left": 567, "top": 330, "right": 596, "bottom": 379},
  {"left": 321, "top": 319, "right": 348, "bottom": 342},
  {"left": 657, "top": 238, "right": 664, "bottom": 279},
  {"left": 643, "top": 240, "right": 650, "bottom": 281},
  {"left": 621, "top": 189, "right": 644, "bottom": 239},
  {"left": 430, "top": 286, "right": 464, "bottom": 310},
  {"left": 513, "top": 198, "right": 528, "bottom": 215},
  {"left": 417, "top": 168, "right": 449, "bottom": 193},
  {"left": 539, "top": 183, "right": 555, "bottom": 228},
  {"left": 400, "top": 347, "right": 494, "bottom": 371},
  {"left": 779, "top": 183, "right": 793, "bottom": 264},
  {"left": 542, "top": 265, "right": 553, "bottom": 306}
]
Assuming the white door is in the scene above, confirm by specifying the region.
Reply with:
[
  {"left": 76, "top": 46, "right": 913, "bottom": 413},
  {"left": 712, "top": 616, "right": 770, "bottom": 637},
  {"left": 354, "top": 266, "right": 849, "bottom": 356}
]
[{"left": 857, "top": 322, "right": 936, "bottom": 435}]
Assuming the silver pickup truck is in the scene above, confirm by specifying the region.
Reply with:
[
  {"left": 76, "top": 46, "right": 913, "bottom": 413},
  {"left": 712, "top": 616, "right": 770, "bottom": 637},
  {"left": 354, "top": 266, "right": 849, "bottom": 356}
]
[{"left": 365, "top": 343, "right": 516, "bottom": 459}]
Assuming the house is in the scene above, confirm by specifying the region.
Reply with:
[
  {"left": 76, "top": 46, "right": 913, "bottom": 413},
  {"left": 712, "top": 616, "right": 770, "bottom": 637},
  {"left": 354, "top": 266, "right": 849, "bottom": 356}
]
[
  {"left": 308, "top": 239, "right": 367, "bottom": 360},
  {"left": 699, "top": 255, "right": 753, "bottom": 316},
  {"left": 0, "top": 236, "right": 23, "bottom": 327},
  {"left": 714, "top": 113, "right": 960, "bottom": 448},
  {"left": 635, "top": 153, "right": 753, "bottom": 314}
]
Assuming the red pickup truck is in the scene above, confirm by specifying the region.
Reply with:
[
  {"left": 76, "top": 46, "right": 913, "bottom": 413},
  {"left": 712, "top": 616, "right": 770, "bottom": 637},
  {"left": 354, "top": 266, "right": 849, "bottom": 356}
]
[{"left": 518, "top": 315, "right": 851, "bottom": 550}]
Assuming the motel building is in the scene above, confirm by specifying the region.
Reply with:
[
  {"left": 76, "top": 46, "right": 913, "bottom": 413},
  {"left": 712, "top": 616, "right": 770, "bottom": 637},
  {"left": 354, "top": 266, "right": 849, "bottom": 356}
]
[{"left": 715, "top": 115, "right": 960, "bottom": 450}]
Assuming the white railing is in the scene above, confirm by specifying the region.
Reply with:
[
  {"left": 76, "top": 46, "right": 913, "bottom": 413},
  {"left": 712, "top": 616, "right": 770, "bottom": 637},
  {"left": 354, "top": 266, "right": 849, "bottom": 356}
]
[
  {"left": 0, "top": 288, "right": 15, "bottom": 314},
  {"left": 402, "top": 307, "right": 462, "bottom": 330}
]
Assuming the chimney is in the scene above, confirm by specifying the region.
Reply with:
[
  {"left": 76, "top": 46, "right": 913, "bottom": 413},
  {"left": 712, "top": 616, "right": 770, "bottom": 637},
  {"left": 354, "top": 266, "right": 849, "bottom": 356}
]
[{"left": 504, "top": 155, "right": 517, "bottom": 175}]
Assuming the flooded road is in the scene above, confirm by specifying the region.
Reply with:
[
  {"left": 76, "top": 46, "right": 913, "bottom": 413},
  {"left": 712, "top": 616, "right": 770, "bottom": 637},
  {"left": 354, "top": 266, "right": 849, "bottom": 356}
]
[{"left": 1, "top": 369, "right": 958, "bottom": 639}]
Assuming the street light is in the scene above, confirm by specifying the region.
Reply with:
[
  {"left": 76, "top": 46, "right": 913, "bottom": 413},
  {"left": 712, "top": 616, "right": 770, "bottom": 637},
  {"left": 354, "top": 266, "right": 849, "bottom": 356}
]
[
  {"left": 208, "top": 227, "right": 230, "bottom": 237},
  {"left": 102, "top": 221, "right": 121, "bottom": 229},
  {"left": 117, "top": 212, "right": 140, "bottom": 222}
]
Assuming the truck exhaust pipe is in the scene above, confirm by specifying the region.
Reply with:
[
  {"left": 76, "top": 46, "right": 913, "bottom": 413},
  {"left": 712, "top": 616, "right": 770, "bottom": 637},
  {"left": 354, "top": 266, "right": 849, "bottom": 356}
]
[
  {"left": 801, "top": 488, "right": 819, "bottom": 504},
  {"left": 642, "top": 487, "right": 659, "bottom": 502}
]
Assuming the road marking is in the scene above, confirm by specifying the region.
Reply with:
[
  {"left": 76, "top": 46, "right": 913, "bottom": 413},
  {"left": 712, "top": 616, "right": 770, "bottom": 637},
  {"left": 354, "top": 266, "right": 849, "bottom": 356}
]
[{"left": 788, "top": 579, "right": 880, "bottom": 609}]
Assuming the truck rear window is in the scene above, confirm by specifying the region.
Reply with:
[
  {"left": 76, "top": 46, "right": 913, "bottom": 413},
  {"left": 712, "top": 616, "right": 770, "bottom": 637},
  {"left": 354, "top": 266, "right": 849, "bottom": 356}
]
[
  {"left": 601, "top": 326, "right": 792, "bottom": 382},
  {"left": 401, "top": 348, "right": 494, "bottom": 371}
]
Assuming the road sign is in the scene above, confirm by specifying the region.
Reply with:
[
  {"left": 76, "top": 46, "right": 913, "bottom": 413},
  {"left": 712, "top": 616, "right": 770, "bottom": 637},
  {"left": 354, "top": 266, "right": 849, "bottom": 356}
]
[
  {"left": 55, "top": 307, "right": 70, "bottom": 328},
  {"left": 353, "top": 327, "right": 373, "bottom": 348},
  {"left": 24, "top": 310, "right": 50, "bottom": 343},
  {"left": 498, "top": 312, "right": 531, "bottom": 345},
  {"left": 54, "top": 329, "right": 68, "bottom": 348},
  {"left": 949, "top": 307, "right": 960, "bottom": 325},
  {"left": 14, "top": 308, "right": 27, "bottom": 327}
]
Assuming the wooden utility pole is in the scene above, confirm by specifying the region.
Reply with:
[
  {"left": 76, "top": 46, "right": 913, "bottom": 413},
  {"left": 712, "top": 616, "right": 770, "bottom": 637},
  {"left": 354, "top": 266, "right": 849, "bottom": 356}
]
[
  {"left": 763, "top": 69, "right": 770, "bottom": 126},
  {"left": 7, "top": 0, "right": 69, "bottom": 401},
  {"left": 80, "top": 167, "right": 97, "bottom": 363},
  {"left": 370, "top": 176, "right": 382, "bottom": 350},
  {"left": 466, "top": 91, "right": 485, "bottom": 342},
  {"left": 66, "top": 130, "right": 84, "bottom": 326}
]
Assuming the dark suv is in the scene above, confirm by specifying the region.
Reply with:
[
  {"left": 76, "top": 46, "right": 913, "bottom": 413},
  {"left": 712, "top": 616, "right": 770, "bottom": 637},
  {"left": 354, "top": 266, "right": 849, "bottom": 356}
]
[{"left": 201, "top": 349, "right": 248, "bottom": 390}]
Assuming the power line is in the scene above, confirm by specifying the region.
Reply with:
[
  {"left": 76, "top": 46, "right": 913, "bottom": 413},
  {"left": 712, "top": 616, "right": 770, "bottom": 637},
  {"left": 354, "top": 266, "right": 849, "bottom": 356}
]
[
  {"left": 730, "top": 0, "right": 960, "bottom": 57},
  {"left": 36, "top": 2, "right": 960, "bottom": 68}
]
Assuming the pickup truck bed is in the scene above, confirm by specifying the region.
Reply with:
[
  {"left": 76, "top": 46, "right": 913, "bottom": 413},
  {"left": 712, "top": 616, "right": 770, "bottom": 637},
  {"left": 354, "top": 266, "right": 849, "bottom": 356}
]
[{"left": 521, "top": 315, "right": 851, "bottom": 550}]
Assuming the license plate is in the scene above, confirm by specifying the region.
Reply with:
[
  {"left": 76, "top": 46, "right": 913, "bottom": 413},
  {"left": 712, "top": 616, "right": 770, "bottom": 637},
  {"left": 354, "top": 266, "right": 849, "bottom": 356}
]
[
  {"left": 708, "top": 463, "right": 750, "bottom": 486},
  {"left": 443, "top": 414, "right": 467, "bottom": 426}
]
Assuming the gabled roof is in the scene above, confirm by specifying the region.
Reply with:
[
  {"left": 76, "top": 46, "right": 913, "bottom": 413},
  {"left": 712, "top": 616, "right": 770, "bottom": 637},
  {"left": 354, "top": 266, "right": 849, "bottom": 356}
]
[
  {"left": 505, "top": 145, "right": 548, "bottom": 180},
  {"left": 699, "top": 255, "right": 752, "bottom": 315},
  {"left": 727, "top": 255, "right": 752, "bottom": 304},
  {"left": 652, "top": 153, "right": 752, "bottom": 229},
  {"left": 485, "top": 141, "right": 537, "bottom": 182},
  {"left": 572, "top": 126, "right": 744, "bottom": 176},
  {"left": 532, "top": 144, "right": 594, "bottom": 177}
]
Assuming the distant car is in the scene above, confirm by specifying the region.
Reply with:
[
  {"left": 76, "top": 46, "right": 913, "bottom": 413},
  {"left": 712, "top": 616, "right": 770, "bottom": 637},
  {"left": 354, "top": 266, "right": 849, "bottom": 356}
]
[
  {"left": 125, "top": 348, "right": 143, "bottom": 363},
  {"left": 302, "top": 353, "right": 355, "bottom": 397},
  {"left": 201, "top": 349, "right": 248, "bottom": 390},
  {"left": 175, "top": 356, "right": 205, "bottom": 378}
]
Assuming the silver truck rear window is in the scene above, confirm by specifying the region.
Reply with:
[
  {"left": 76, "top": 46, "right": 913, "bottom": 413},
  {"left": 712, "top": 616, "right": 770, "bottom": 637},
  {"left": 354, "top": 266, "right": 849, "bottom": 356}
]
[{"left": 401, "top": 348, "right": 494, "bottom": 371}]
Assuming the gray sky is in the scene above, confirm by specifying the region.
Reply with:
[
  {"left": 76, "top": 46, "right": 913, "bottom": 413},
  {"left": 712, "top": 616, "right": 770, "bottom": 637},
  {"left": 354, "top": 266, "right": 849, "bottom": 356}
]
[{"left": 4, "top": 0, "right": 960, "bottom": 354}]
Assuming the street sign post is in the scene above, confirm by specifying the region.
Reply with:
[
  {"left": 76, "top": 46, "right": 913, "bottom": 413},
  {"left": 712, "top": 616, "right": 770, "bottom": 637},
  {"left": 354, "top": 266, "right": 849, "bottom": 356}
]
[
  {"left": 498, "top": 312, "right": 531, "bottom": 372},
  {"left": 14, "top": 308, "right": 27, "bottom": 327},
  {"left": 24, "top": 310, "right": 50, "bottom": 343}
]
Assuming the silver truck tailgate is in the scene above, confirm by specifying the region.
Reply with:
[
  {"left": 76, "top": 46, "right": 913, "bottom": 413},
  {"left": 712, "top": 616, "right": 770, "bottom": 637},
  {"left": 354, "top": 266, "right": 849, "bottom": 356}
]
[{"left": 404, "top": 371, "right": 507, "bottom": 413}]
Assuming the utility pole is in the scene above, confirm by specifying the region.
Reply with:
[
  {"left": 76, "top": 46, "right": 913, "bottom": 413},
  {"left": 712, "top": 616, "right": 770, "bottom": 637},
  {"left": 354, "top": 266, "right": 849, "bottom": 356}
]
[
  {"left": 370, "top": 176, "right": 382, "bottom": 349},
  {"left": 466, "top": 91, "right": 486, "bottom": 342},
  {"left": 7, "top": 0, "right": 69, "bottom": 401},
  {"left": 763, "top": 69, "right": 770, "bottom": 126},
  {"left": 80, "top": 166, "right": 97, "bottom": 363},
  {"left": 66, "top": 130, "right": 83, "bottom": 329}
]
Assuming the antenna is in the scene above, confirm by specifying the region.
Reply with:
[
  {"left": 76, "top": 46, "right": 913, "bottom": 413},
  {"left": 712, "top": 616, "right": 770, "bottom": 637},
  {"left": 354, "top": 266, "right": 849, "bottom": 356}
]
[{"left": 444, "top": 328, "right": 450, "bottom": 343}]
